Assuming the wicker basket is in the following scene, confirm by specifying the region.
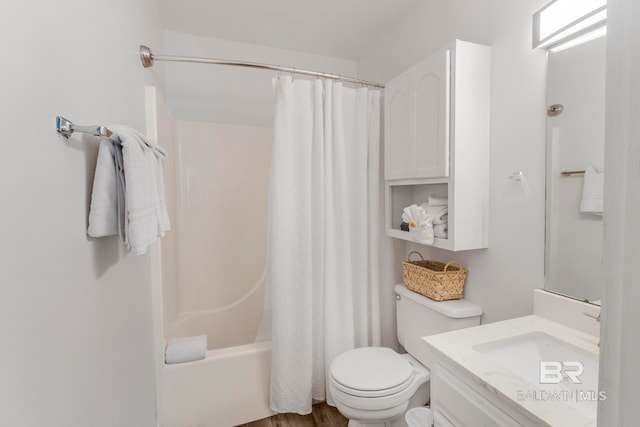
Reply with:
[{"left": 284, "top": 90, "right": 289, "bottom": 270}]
[{"left": 402, "top": 251, "right": 467, "bottom": 301}]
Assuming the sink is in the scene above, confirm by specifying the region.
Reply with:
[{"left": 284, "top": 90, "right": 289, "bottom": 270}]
[{"left": 474, "top": 332, "right": 599, "bottom": 419}]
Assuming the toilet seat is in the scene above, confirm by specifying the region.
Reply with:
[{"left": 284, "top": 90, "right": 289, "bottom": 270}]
[
  {"left": 332, "top": 372, "right": 414, "bottom": 398},
  {"left": 330, "top": 347, "right": 416, "bottom": 398},
  {"left": 329, "top": 349, "right": 430, "bottom": 416}
]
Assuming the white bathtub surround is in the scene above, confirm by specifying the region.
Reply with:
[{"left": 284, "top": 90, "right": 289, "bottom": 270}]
[
  {"left": 88, "top": 125, "right": 171, "bottom": 255},
  {"left": 259, "top": 76, "right": 383, "bottom": 414},
  {"left": 163, "top": 122, "right": 272, "bottom": 349},
  {"left": 165, "top": 335, "right": 207, "bottom": 364},
  {"left": 424, "top": 315, "right": 600, "bottom": 426},
  {"left": 148, "top": 95, "right": 276, "bottom": 423}
]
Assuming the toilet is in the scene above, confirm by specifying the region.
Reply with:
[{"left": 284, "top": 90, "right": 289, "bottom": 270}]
[{"left": 329, "top": 284, "right": 482, "bottom": 427}]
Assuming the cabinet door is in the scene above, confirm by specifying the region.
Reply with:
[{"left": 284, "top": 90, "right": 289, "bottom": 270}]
[
  {"left": 384, "top": 71, "right": 413, "bottom": 180},
  {"left": 411, "top": 49, "right": 450, "bottom": 178},
  {"left": 432, "top": 365, "right": 524, "bottom": 426}
]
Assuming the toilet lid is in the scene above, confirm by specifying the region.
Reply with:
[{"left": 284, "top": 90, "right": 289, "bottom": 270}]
[{"left": 330, "top": 347, "right": 414, "bottom": 393}]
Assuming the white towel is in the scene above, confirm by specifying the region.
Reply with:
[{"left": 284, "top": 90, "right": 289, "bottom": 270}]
[
  {"left": 402, "top": 204, "right": 429, "bottom": 227},
  {"left": 427, "top": 195, "right": 448, "bottom": 206},
  {"left": 165, "top": 335, "right": 207, "bottom": 364},
  {"left": 113, "top": 142, "right": 127, "bottom": 241},
  {"left": 434, "top": 224, "right": 448, "bottom": 239},
  {"left": 112, "top": 125, "right": 170, "bottom": 254},
  {"left": 421, "top": 204, "right": 448, "bottom": 225},
  {"left": 410, "top": 222, "right": 435, "bottom": 244},
  {"left": 401, "top": 204, "right": 434, "bottom": 244},
  {"left": 87, "top": 125, "right": 170, "bottom": 255},
  {"left": 580, "top": 164, "right": 604, "bottom": 216},
  {"left": 88, "top": 140, "right": 120, "bottom": 237}
]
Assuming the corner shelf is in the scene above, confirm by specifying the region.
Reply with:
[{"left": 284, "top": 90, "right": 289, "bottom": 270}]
[
  {"left": 386, "top": 180, "right": 456, "bottom": 251},
  {"left": 386, "top": 177, "right": 488, "bottom": 251},
  {"left": 387, "top": 229, "right": 453, "bottom": 250}
]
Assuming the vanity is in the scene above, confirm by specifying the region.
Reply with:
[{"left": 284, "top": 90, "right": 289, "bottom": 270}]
[{"left": 424, "top": 291, "right": 601, "bottom": 426}]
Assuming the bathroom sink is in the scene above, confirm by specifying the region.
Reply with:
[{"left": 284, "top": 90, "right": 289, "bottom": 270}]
[{"left": 474, "top": 332, "right": 599, "bottom": 419}]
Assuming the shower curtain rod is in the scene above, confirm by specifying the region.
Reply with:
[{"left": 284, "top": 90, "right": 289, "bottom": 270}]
[{"left": 139, "top": 45, "right": 385, "bottom": 89}]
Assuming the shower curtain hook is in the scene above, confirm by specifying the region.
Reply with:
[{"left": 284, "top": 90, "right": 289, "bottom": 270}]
[{"left": 291, "top": 67, "right": 295, "bottom": 82}]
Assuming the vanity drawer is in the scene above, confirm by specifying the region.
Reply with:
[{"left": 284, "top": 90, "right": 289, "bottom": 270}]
[{"left": 432, "top": 365, "right": 522, "bottom": 427}]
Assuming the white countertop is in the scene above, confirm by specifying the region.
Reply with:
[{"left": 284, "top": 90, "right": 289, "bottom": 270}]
[{"left": 423, "top": 315, "right": 600, "bottom": 427}]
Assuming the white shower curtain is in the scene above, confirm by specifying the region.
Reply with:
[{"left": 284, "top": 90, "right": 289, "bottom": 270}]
[{"left": 258, "top": 76, "right": 383, "bottom": 414}]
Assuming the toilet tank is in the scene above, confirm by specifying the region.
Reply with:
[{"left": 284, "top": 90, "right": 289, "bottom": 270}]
[{"left": 395, "top": 284, "right": 482, "bottom": 367}]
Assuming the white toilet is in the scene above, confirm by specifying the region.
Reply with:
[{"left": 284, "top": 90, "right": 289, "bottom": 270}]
[{"left": 329, "top": 284, "right": 482, "bottom": 427}]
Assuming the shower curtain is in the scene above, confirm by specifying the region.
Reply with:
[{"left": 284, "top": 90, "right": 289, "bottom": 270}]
[{"left": 258, "top": 76, "right": 383, "bottom": 414}]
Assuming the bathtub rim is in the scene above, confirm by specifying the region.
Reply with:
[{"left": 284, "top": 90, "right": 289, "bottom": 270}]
[{"left": 163, "top": 339, "right": 273, "bottom": 368}]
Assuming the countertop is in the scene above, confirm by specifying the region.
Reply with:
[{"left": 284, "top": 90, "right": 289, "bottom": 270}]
[{"left": 423, "top": 315, "right": 600, "bottom": 427}]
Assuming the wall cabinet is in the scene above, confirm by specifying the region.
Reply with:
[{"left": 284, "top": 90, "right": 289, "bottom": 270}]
[
  {"left": 385, "top": 50, "right": 450, "bottom": 180},
  {"left": 384, "top": 40, "right": 490, "bottom": 251}
]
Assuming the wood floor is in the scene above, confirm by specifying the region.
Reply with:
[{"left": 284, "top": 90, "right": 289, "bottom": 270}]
[{"left": 237, "top": 402, "right": 348, "bottom": 427}]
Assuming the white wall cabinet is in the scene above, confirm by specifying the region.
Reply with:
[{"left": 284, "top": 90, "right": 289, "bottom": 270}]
[
  {"left": 384, "top": 40, "right": 490, "bottom": 251},
  {"left": 385, "top": 50, "right": 450, "bottom": 180}
]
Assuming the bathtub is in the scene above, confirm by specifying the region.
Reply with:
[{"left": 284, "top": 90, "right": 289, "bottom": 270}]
[
  {"left": 160, "top": 273, "right": 272, "bottom": 427},
  {"left": 162, "top": 340, "right": 273, "bottom": 427}
]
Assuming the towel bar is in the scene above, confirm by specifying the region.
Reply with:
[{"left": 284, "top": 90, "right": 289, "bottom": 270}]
[
  {"left": 560, "top": 170, "right": 586, "bottom": 176},
  {"left": 56, "top": 116, "right": 112, "bottom": 139}
]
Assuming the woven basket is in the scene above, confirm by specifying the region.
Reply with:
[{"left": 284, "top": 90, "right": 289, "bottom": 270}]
[{"left": 402, "top": 251, "right": 467, "bottom": 301}]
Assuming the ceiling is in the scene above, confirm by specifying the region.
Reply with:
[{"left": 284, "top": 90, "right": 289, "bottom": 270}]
[{"left": 156, "top": 0, "right": 421, "bottom": 59}]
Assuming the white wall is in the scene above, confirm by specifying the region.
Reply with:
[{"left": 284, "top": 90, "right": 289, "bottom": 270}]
[
  {"left": 599, "top": 0, "right": 640, "bottom": 423},
  {"left": 0, "top": 1, "right": 164, "bottom": 426},
  {"left": 162, "top": 30, "right": 358, "bottom": 126},
  {"left": 359, "top": 0, "right": 549, "bottom": 324}
]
